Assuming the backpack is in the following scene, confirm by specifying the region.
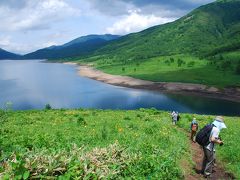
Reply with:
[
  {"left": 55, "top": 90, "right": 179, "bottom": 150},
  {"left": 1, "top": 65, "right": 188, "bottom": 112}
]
[
  {"left": 177, "top": 114, "right": 180, "bottom": 121},
  {"left": 192, "top": 124, "right": 198, "bottom": 131},
  {"left": 196, "top": 124, "right": 213, "bottom": 146}
]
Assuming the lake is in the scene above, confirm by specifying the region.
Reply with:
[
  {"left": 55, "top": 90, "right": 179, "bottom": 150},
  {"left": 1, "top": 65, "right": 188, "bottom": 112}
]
[{"left": 0, "top": 60, "right": 239, "bottom": 116}]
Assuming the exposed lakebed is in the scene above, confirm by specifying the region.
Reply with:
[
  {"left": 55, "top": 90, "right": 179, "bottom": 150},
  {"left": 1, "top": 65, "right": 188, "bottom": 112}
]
[{"left": 0, "top": 60, "right": 239, "bottom": 116}]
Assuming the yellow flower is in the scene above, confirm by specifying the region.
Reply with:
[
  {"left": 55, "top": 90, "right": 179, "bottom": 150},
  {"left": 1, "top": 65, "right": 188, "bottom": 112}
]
[{"left": 118, "top": 128, "right": 123, "bottom": 132}]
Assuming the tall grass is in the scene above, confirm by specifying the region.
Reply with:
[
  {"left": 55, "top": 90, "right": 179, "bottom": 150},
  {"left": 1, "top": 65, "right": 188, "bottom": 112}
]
[{"left": 0, "top": 109, "right": 190, "bottom": 179}]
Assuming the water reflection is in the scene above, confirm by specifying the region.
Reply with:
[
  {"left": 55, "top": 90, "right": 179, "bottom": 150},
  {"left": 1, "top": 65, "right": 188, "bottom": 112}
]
[{"left": 0, "top": 60, "right": 239, "bottom": 116}]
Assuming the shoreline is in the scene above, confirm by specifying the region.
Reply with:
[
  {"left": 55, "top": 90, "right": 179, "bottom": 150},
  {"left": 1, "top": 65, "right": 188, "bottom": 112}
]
[{"left": 67, "top": 63, "right": 240, "bottom": 103}]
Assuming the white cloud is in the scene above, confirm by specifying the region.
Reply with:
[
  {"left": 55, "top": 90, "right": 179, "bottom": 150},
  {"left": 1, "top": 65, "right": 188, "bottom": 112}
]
[
  {"left": 0, "top": 0, "right": 213, "bottom": 54},
  {"left": 106, "top": 10, "right": 176, "bottom": 35},
  {"left": 42, "top": 41, "right": 58, "bottom": 48},
  {"left": 0, "top": 0, "right": 80, "bottom": 32},
  {"left": 0, "top": 39, "right": 32, "bottom": 54},
  {"left": 0, "top": 35, "right": 57, "bottom": 54},
  {"left": 0, "top": 36, "right": 11, "bottom": 47}
]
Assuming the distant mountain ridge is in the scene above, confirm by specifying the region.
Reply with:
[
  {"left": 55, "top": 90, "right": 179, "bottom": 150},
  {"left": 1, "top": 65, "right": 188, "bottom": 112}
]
[
  {"left": 62, "top": 34, "right": 120, "bottom": 48},
  {"left": 23, "top": 34, "right": 120, "bottom": 59},
  {"left": 0, "top": 48, "right": 21, "bottom": 60}
]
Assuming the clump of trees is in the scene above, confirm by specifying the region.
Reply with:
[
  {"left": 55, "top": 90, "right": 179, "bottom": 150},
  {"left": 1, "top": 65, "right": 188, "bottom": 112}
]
[
  {"left": 221, "top": 60, "right": 232, "bottom": 71},
  {"left": 236, "top": 61, "right": 240, "bottom": 75},
  {"left": 162, "top": 57, "right": 186, "bottom": 67}
]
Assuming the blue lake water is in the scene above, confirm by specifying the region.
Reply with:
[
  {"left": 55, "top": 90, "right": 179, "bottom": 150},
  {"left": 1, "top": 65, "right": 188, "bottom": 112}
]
[{"left": 0, "top": 60, "right": 240, "bottom": 116}]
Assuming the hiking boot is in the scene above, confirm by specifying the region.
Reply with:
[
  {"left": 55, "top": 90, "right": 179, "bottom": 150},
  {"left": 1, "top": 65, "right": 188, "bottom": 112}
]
[{"left": 204, "top": 174, "right": 212, "bottom": 179}]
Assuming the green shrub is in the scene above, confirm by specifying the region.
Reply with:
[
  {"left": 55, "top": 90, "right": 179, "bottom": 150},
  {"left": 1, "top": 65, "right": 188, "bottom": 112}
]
[
  {"left": 177, "top": 59, "right": 185, "bottom": 67},
  {"left": 164, "top": 60, "right": 171, "bottom": 66},
  {"left": 187, "top": 61, "right": 195, "bottom": 67},
  {"left": 101, "top": 123, "right": 108, "bottom": 140},
  {"left": 170, "top": 57, "right": 175, "bottom": 63},
  {"left": 45, "top": 104, "right": 52, "bottom": 110},
  {"left": 77, "top": 116, "right": 86, "bottom": 125},
  {"left": 124, "top": 116, "right": 131, "bottom": 121}
]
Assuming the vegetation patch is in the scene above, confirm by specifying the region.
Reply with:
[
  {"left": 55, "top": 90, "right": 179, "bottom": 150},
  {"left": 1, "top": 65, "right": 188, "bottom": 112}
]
[
  {"left": 0, "top": 109, "right": 190, "bottom": 179},
  {"left": 0, "top": 109, "right": 239, "bottom": 178},
  {"left": 88, "top": 55, "right": 240, "bottom": 87}
]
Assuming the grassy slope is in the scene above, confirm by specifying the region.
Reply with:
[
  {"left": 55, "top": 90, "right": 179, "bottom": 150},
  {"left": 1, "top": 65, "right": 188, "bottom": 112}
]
[
  {"left": 0, "top": 109, "right": 239, "bottom": 179},
  {"left": 0, "top": 109, "right": 190, "bottom": 179},
  {"left": 93, "top": 55, "right": 240, "bottom": 87}
]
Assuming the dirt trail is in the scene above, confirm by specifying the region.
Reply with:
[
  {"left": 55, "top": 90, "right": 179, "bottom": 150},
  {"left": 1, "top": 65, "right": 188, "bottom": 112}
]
[{"left": 183, "top": 132, "right": 235, "bottom": 180}]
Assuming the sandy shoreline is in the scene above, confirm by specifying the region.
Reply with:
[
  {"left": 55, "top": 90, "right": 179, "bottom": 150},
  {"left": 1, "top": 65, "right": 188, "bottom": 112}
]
[{"left": 66, "top": 63, "right": 240, "bottom": 103}]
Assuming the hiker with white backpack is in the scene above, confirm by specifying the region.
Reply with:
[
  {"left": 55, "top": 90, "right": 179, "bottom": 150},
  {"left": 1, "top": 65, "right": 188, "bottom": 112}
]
[
  {"left": 195, "top": 116, "right": 227, "bottom": 178},
  {"left": 171, "top": 111, "right": 178, "bottom": 125}
]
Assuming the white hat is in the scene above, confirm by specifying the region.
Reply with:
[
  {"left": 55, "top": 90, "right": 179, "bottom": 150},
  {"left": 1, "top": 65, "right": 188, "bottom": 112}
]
[{"left": 212, "top": 116, "right": 227, "bottom": 130}]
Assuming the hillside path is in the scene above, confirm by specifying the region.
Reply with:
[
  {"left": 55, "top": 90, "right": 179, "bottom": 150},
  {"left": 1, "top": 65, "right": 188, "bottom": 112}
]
[{"left": 180, "top": 128, "right": 235, "bottom": 180}]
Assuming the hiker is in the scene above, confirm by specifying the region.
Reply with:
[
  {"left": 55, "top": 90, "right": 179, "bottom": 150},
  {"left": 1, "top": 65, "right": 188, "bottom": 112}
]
[
  {"left": 190, "top": 118, "right": 198, "bottom": 142},
  {"left": 177, "top": 112, "right": 181, "bottom": 121},
  {"left": 171, "top": 111, "right": 178, "bottom": 125},
  {"left": 201, "top": 116, "right": 226, "bottom": 178}
]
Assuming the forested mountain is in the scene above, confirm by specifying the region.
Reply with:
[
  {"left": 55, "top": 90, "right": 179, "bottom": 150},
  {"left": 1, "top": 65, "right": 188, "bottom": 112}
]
[
  {"left": 23, "top": 34, "right": 120, "bottom": 59},
  {"left": 84, "top": 0, "right": 240, "bottom": 62},
  {"left": 0, "top": 48, "right": 21, "bottom": 60}
]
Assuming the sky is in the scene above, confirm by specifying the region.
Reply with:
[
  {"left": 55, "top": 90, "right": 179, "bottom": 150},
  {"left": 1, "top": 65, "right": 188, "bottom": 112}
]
[{"left": 0, "top": 0, "right": 215, "bottom": 54}]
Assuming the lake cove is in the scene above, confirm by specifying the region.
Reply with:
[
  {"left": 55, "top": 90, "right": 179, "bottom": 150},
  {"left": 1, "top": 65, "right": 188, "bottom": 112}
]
[
  {"left": 77, "top": 64, "right": 240, "bottom": 103},
  {"left": 0, "top": 60, "right": 240, "bottom": 116}
]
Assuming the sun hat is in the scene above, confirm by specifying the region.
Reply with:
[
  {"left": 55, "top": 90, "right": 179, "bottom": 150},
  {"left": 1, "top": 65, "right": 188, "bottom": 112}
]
[
  {"left": 212, "top": 116, "right": 227, "bottom": 130},
  {"left": 215, "top": 116, "right": 224, "bottom": 122}
]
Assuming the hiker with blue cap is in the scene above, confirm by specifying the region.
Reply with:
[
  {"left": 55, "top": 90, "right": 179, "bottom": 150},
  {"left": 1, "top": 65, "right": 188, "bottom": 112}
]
[
  {"left": 201, "top": 116, "right": 227, "bottom": 178},
  {"left": 190, "top": 118, "right": 198, "bottom": 142}
]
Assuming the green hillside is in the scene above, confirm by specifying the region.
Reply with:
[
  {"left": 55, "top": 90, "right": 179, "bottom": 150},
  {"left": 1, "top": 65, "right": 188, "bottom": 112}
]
[
  {"left": 85, "top": 0, "right": 240, "bottom": 61},
  {"left": 94, "top": 55, "right": 240, "bottom": 87},
  {"left": 0, "top": 109, "right": 239, "bottom": 179},
  {"left": 69, "top": 0, "right": 240, "bottom": 87}
]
